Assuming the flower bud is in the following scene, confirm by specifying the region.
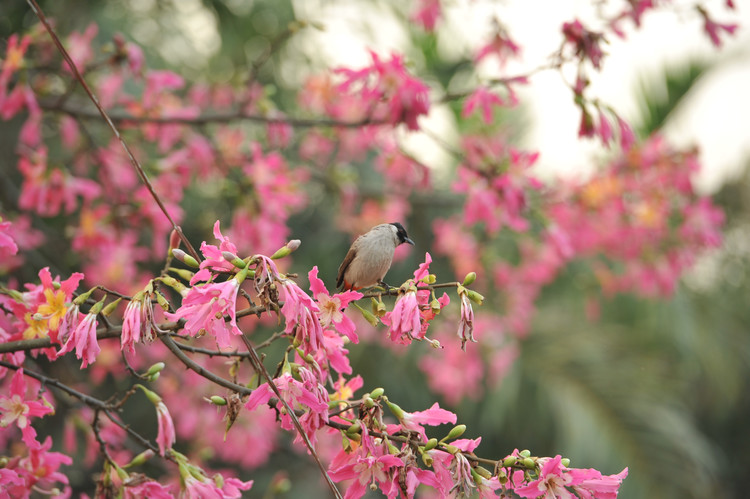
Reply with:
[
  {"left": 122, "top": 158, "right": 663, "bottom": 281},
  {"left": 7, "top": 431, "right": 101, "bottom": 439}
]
[
  {"left": 369, "top": 387, "right": 384, "bottom": 399},
  {"left": 146, "top": 362, "right": 166, "bottom": 376},
  {"left": 355, "top": 302, "right": 379, "bottom": 326},
  {"left": 101, "top": 298, "right": 122, "bottom": 317},
  {"left": 519, "top": 449, "right": 531, "bottom": 458},
  {"left": 523, "top": 457, "right": 536, "bottom": 469},
  {"left": 385, "top": 399, "right": 405, "bottom": 420},
  {"left": 147, "top": 372, "right": 160, "bottom": 382},
  {"left": 462, "top": 272, "right": 477, "bottom": 286},
  {"left": 561, "top": 457, "right": 570, "bottom": 467},
  {"left": 270, "top": 240, "right": 301, "bottom": 260},
  {"left": 503, "top": 456, "right": 517, "bottom": 467},
  {"left": 421, "top": 452, "right": 433, "bottom": 467},
  {"left": 73, "top": 287, "right": 97, "bottom": 306},
  {"left": 168, "top": 229, "right": 182, "bottom": 253},
  {"left": 222, "top": 251, "right": 247, "bottom": 269},
  {"left": 466, "top": 289, "right": 484, "bottom": 305},
  {"left": 475, "top": 466, "right": 492, "bottom": 480},
  {"left": 345, "top": 420, "right": 361, "bottom": 435},
  {"left": 135, "top": 384, "right": 162, "bottom": 405},
  {"left": 124, "top": 449, "right": 155, "bottom": 468},
  {"left": 445, "top": 424, "right": 466, "bottom": 440},
  {"left": 172, "top": 249, "right": 200, "bottom": 268},
  {"left": 423, "top": 438, "right": 438, "bottom": 451},
  {"left": 363, "top": 395, "right": 375, "bottom": 409},
  {"left": 208, "top": 395, "right": 227, "bottom": 406},
  {"left": 159, "top": 275, "right": 188, "bottom": 294},
  {"left": 155, "top": 291, "right": 171, "bottom": 311}
]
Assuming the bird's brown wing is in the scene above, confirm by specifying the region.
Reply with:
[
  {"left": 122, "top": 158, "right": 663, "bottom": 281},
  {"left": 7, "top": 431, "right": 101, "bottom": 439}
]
[{"left": 336, "top": 246, "right": 358, "bottom": 289}]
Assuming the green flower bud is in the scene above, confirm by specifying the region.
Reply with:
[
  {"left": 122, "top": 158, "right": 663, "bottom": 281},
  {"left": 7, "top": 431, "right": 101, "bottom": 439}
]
[
  {"left": 475, "top": 466, "right": 492, "bottom": 480},
  {"left": 135, "top": 384, "right": 162, "bottom": 405},
  {"left": 345, "top": 421, "right": 361, "bottom": 435},
  {"left": 124, "top": 449, "right": 155, "bottom": 468},
  {"left": 73, "top": 288, "right": 97, "bottom": 306},
  {"left": 172, "top": 249, "right": 200, "bottom": 268},
  {"left": 423, "top": 438, "right": 438, "bottom": 451},
  {"left": 363, "top": 395, "right": 375, "bottom": 409},
  {"left": 445, "top": 424, "right": 466, "bottom": 441},
  {"left": 159, "top": 276, "right": 188, "bottom": 294},
  {"left": 385, "top": 399, "right": 406, "bottom": 420},
  {"left": 503, "top": 456, "right": 517, "bottom": 467},
  {"left": 462, "top": 272, "right": 477, "bottom": 286},
  {"left": 466, "top": 289, "right": 484, "bottom": 305},
  {"left": 155, "top": 291, "right": 171, "bottom": 311},
  {"left": 354, "top": 302, "right": 379, "bottom": 326},
  {"left": 145, "top": 362, "right": 165, "bottom": 376},
  {"left": 369, "top": 387, "right": 385, "bottom": 399},
  {"left": 168, "top": 267, "right": 195, "bottom": 282},
  {"left": 561, "top": 457, "right": 570, "bottom": 467},
  {"left": 222, "top": 251, "right": 247, "bottom": 268},
  {"left": 519, "top": 449, "right": 531, "bottom": 458},
  {"left": 147, "top": 372, "right": 160, "bottom": 382},
  {"left": 522, "top": 457, "right": 536, "bottom": 469},
  {"left": 208, "top": 395, "right": 227, "bottom": 406}
]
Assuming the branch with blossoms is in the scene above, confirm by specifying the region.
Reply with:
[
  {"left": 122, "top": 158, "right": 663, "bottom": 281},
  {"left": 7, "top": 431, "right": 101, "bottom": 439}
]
[{"left": 0, "top": 0, "right": 740, "bottom": 496}]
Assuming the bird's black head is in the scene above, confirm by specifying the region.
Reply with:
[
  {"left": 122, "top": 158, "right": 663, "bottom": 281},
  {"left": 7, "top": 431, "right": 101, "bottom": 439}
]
[{"left": 390, "top": 222, "right": 415, "bottom": 246}]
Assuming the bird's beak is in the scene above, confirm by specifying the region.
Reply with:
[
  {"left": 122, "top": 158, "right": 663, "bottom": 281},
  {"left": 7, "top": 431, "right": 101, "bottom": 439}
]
[{"left": 405, "top": 237, "right": 415, "bottom": 246}]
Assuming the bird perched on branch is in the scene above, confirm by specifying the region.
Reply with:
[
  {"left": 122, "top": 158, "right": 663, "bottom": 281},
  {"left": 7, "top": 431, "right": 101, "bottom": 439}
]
[{"left": 336, "top": 223, "right": 415, "bottom": 291}]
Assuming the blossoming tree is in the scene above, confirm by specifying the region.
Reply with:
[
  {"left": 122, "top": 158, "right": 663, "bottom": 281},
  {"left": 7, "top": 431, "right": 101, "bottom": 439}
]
[{"left": 0, "top": 0, "right": 737, "bottom": 497}]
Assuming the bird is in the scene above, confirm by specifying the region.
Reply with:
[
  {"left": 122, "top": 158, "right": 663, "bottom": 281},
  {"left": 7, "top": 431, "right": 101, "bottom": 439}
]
[{"left": 336, "top": 222, "right": 415, "bottom": 291}]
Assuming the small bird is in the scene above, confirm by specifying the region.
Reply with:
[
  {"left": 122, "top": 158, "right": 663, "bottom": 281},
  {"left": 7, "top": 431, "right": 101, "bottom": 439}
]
[{"left": 337, "top": 222, "right": 415, "bottom": 291}]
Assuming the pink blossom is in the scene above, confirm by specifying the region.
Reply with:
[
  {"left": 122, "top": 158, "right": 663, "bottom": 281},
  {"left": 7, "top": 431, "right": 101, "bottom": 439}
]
[
  {"left": 0, "top": 219, "right": 19, "bottom": 259},
  {"left": 123, "top": 479, "right": 174, "bottom": 498},
  {"left": 462, "top": 86, "right": 505, "bottom": 124},
  {"left": 155, "top": 401, "right": 176, "bottom": 456},
  {"left": 388, "top": 402, "right": 457, "bottom": 442},
  {"left": 165, "top": 278, "right": 242, "bottom": 349},
  {"left": 0, "top": 369, "right": 53, "bottom": 434},
  {"left": 381, "top": 290, "right": 421, "bottom": 344},
  {"left": 1, "top": 435, "right": 72, "bottom": 496},
  {"left": 245, "top": 368, "right": 329, "bottom": 446},
  {"left": 278, "top": 278, "right": 325, "bottom": 355},
  {"left": 475, "top": 23, "right": 521, "bottom": 66},
  {"left": 64, "top": 23, "right": 98, "bottom": 73},
  {"left": 336, "top": 51, "right": 430, "bottom": 130},
  {"left": 457, "top": 292, "right": 476, "bottom": 351},
  {"left": 309, "top": 266, "right": 362, "bottom": 343},
  {"left": 121, "top": 294, "right": 156, "bottom": 353},
  {"left": 58, "top": 312, "right": 100, "bottom": 369},
  {"left": 182, "top": 473, "right": 253, "bottom": 499},
  {"left": 515, "top": 455, "right": 628, "bottom": 499},
  {"left": 562, "top": 19, "right": 605, "bottom": 69},
  {"left": 328, "top": 426, "right": 404, "bottom": 499},
  {"left": 411, "top": 0, "right": 442, "bottom": 31},
  {"left": 698, "top": 7, "right": 738, "bottom": 47}
]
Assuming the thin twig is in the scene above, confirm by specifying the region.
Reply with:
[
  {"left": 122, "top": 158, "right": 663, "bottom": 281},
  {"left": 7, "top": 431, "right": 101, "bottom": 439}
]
[{"left": 240, "top": 334, "right": 343, "bottom": 499}]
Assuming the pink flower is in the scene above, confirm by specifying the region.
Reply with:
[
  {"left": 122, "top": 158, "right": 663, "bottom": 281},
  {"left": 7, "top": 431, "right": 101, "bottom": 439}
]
[
  {"left": 121, "top": 293, "right": 156, "bottom": 354},
  {"left": 457, "top": 292, "right": 476, "bottom": 351},
  {"left": 278, "top": 279, "right": 324, "bottom": 355},
  {"left": 245, "top": 368, "right": 329, "bottom": 446},
  {"left": 411, "top": 0, "right": 442, "bottom": 31},
  {"left": 562, "top": 19, "right": 605, "bottom": 69},
  {"left": 0, "top": 369, "right": 53, "bottom": 433},
  {"left": 123, "top": 479, "right": 174, "bottom": 498},
  {"left": 382, "top": 290, "right": 421, "bottom": 344},
  {"left": 58, "top": 312, "right": 100, "bottom": 369},
  {"left": 336, "top": 51, "right": 430, "bottom": 130},
  {"left": 0, "top": 219, "right": 18, "bottom": 259},
  {"left": 389, "top": 402, "right": 457, "bottom": 441},
  {"left": 462, "top": 86, "right": 505, "bottom": 124},
  {"left": 165, "top": 278, "right": 242, "bottom": 349},
  {"left": 328, "top": 426, "right": 404, "bottom": 499},
  {"left": 308, "top": 266, "right": 362, "bottom": 343},
  {"left": 475, "top": 23, "right": 521, "bottom": 66},
  {"left": 569, "top": 467, "right": 629, "bottom": 499},
  {"left": 155, "top": 401, "right": 176, "bottom": 456},
  {"left": 698, "top": 7, "right": 737, "bottom": 47},
  {"left": 182, "top": 473, "right": 253, "bottom": 499},
  {"left": 515, "top": 455, "right": 628, "bottom": 499}
]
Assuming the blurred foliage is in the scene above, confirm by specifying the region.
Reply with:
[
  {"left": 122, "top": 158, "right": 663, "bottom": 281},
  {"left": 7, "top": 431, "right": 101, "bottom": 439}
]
[{"left": 1, "top": 1, "right": 749, "bottom": 498}]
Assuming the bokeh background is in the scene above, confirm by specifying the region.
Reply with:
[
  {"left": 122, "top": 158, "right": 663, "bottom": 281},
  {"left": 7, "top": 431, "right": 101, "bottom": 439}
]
[{"left": 1, "top": 1, "right": 749, "bottom": 498}]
